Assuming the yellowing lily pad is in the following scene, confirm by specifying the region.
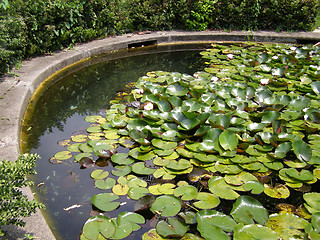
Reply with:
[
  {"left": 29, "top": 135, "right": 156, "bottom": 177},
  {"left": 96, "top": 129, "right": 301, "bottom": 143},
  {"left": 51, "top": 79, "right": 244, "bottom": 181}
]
[
  {"left": 71, "top": 134, "right": 88, "bottom": 143},
  {"left": 54, "top": 151, "right": 72, "bottom": 160},
  {"left": 265, "top": 213, "right": 308, "bottom": 240},
  {"left": 264, "top": 183, "right": 290, "bottom": 199}
]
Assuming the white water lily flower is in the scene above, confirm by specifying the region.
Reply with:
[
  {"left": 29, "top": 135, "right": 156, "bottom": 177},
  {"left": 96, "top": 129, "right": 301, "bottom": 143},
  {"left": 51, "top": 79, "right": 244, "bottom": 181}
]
[
  {"left": 135, "top": 89, "right": 144, "bottom": 94},
  {"left": 211, "top": 76, "right": 219, "bottom": 82},
  {"left": 144, "top": 102, "right": 153, "bottom": 111},
  {"left": 272, "top": 55, "right": 279, "bottom": 60},
  {"left": 260, "top": 78, "right": 269, "bottom": 85},
  {"left": 227, "top": 54, "right": 234, "bottom": 59},
  {"left": 290, "top": 46, "right": 297, "bottom": 51}
]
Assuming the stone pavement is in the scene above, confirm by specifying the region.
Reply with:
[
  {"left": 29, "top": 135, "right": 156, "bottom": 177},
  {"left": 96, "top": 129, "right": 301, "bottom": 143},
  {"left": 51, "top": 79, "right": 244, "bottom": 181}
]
[{"left": 0, "top": 30, "right": 320, "bottom": 240}]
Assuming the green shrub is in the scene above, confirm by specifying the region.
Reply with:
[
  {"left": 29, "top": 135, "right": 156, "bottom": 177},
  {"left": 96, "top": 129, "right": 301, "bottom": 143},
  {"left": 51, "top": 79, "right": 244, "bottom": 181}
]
[
  {"left": 0, "top": 154, "right": 44, "bottom": 236},
  {"left": 0, "top": 16, "right": 27, "bottom": 74},
  {"left": 0, "top": 0, "right": 318, "bottom": 75}
]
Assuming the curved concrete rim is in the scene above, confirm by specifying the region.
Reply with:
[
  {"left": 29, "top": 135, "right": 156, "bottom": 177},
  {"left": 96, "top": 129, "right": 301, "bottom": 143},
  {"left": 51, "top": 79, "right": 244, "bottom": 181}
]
[{"left": 1, "top": 30, "right": 320, "bottom": 239}]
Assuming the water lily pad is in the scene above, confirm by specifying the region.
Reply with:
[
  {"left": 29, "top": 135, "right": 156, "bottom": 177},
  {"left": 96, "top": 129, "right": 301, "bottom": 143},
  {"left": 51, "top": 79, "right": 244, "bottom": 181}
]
[
  {"left": 128, "top": 186, "right": 149, "bottom": 200},
  {"left": 54, "top": 151, "right": 72, "bottom": 160},
  {"left": 95, "top": 178, "right": 116, "bottom": 190},
  {"left": 166, "top": 83, "right": 189, "bottom": 96},
  {"left": 173, "top": 185, "right": 198, "bottom": 201},
  {"left": 292, "top": 140, "right": 312, "bottom": 162},
  {"left": 219, "top": 130, "right": 239, "bottom": 151},
  {"left": 156, "top": 217, "right": 189, "bottom": 238},
  {"left": 265, "top": 213, "right": 308, "bottom": 240},
  {"left": 74, "top": 152, "right": 92, "bottom": 162},
  {"left": 304, "top": 192, "right": 320, "bottom": 214},
  {"left": 111, "top": 153, "right": 134, "bottom": 165},
  {"left": 152, "top": 139, "right": 177, "bottom": 150},
  {"left": 264, "top": 183, "right": 290, "bottom": 199},
  {"left": 87, "top": 126, "right": 102, "bottom": 133},
  {"left": 68, "top": 143, "right": 81, "bottom": 152},
  {"left": 243, "top": 181, "right": 264, "bottom": 194},
  {"left": 112, "top": 165, "right": 132, "bottom": 177},
  {"left": 71, "top": 134, "right": 88, "bottom": 143},
  {"left": 91, "top": 193, "right": 120, "bottom": 212},
  {"left": 79, "top": 143, "right": 93, "bottom": 153},
  {"left": 129, "top": 148, "right": 155, "bottom": 161},
  {"left": 178, "top": 211, "right": 197, "bottom": 224},
  {"left": 142, "top": 229, "right": 166, "bottom": 240},
  {"left": 196, "top": 209, "right": 236, "bottom": 240},
  {"left": 82, "top": 215, "right": 116, "bottom": 240},
  {"left": 231, "top": 195, "right": 268, "bottom": 225},
  {"left": 166, "top": 159, "right": 192, "bottom": 171},
  {"left": 233, "top": 223, "right": 279, "bottom": 240},
  {"left": 150, "top": 195, "right": 181, "bottom": 217},
  {"left": 193, "top": 192, "right": 220, "bottom": 209},
  {"left": 91, "top": 169, "right": 109, "bottom": 180},
  {"left": 112, "top": 184, "right": 129, "bottom": 196},
  {"left": 132, "top": 162, "right": 155, "bottom": 175},
  {"left": 208, "top": 176, "right": 240, "bottom": 200}
]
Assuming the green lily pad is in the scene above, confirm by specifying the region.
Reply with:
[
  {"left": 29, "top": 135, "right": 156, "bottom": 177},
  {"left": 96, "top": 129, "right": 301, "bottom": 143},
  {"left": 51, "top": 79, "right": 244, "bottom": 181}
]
[
  {"left": 243, "top": 181, "right": 264, "bottom": 194},
  {"left": 233, "top": 223, "right": 279, "bottom": 240},
  {"left": 304, "top": 192, "right": 320, "bottom": 214},
  {"left": 292, "top": 140, "right": 312, "bottom": 162},
  {"left": 128, "top": 187, "right": 149, "bottom": 200},
  {"left": 111, "top": 153, "right": 134, "bottom": 165},
  {"left": 166, "top": 83, "right": 189, "bottom": 96},
  {"left": 156, "top": 217, "right": 189, "bottom": 238},
  {"left": 219, "top": 130, "right": 239, "bottom": 151},
  {"left": 196, "top": 209, "right": 237, "bottom": 240},
  {"left": 111, "top": 165, "right": 132, "bottom": 177},
  {"left": 193, "top": 192, "right": 220, "bottom": 209},
  {"left": 173, "top": 185, "right": 198, "bottom": 201},
  {"left": 151, "top": 139, "right": 177, "bottom": 150},
  {"left": 150, "top": 195, "right": 181, "bottom": 217},
  {"left": 231, "top": 195, "right": 268, "bottom": 225},
  {"left": 208, "top": 176, "right": 240, "bottom": 200},
  {"left": 129, "top": 148, "right": 155, "bottom": 161},
  {"left": 95, "top": 178, "right": 116, "bottom": 190},
  {"left": 178, "top": 211, "right": 197, "bottom": 224},
  {"left": 91, "top": 193, "right": 120, "bottom": 212},
  {"left": 224, "top": 172, "right": 257, "bottom": 186},
  {"left": 166, "top": 159, "right": 192, "bottom": 171},
  {"left": 74, "top": 152, "right": 92, "bottom": 162},
  {"left": 82, "top": 215, "right": 116, "bottom": 240},
  {"left": 132, "top": 162, "right": 155, "bottom": 175},
  {"left": 91, "top": 169, "right": 109, "bottom": 180},
  {"left": 68, "top": 143, "right": 81, "bottom": 152}
]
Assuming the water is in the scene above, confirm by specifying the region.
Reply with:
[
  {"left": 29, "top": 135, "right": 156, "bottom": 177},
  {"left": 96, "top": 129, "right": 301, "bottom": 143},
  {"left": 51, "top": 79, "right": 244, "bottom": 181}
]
[{"left": 21, "top": 43, "right": 210, "bottom": 239}]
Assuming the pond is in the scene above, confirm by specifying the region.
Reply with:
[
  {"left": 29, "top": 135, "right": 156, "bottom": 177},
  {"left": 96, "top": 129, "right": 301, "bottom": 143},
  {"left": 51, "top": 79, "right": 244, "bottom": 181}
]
[
  {"left": 22, "top": 41, "right": 320, "bottom": 240},
  {"left": 21, "top": 43, "right": 210, "bottom": 239}
]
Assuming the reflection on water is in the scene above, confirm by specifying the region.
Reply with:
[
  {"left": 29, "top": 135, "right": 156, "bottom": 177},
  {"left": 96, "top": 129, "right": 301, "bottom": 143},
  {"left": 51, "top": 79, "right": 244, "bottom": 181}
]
[{"left": 22, "top": 44, "right": 210, "bottom": 239}]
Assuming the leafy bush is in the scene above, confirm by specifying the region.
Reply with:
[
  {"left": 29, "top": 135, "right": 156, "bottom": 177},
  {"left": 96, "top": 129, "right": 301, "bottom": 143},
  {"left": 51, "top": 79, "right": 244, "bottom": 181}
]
[
  {"left": 0, "top": 0, "right": 318, "bottom": 75},
  {"left": 0, "top": 154, "right": 44, "bottom": 236}
]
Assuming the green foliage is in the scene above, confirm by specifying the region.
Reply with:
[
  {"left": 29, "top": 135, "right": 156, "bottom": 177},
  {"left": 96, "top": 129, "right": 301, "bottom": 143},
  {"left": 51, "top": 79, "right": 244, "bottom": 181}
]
[
  {"left": 0, "top": 154, "right": 44, "bottom": 236},
  {"left": 0, "top": 0, "right": 318, "bottom": 75}
]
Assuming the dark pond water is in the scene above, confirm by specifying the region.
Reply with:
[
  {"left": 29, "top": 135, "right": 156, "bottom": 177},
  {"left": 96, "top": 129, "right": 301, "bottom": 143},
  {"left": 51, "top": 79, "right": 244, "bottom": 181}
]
[{"left": 21, "top": 43, "right": 211, "bottom": 239}]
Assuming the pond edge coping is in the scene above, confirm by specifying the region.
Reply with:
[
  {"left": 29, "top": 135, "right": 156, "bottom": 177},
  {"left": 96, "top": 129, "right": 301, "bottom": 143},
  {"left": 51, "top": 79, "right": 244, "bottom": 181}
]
[{"left": 1, "top": 30, "right": 320, "bottom": 239}]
